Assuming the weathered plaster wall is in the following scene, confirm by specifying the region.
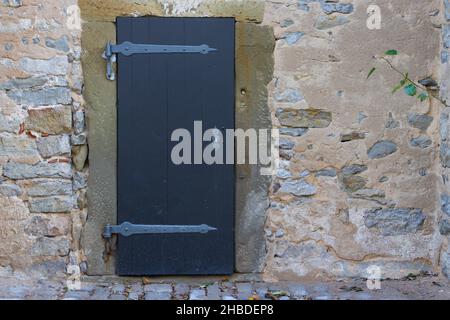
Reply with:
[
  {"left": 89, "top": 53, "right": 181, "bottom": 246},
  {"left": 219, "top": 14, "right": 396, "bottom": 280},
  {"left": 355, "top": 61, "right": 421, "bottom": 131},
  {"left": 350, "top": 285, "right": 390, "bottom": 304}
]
[
  {"left": 264, "top": 0, "right": 445, "bottom": 280},
  {"left": 1, "top": 0, "right": 450, "bottom": 281}
]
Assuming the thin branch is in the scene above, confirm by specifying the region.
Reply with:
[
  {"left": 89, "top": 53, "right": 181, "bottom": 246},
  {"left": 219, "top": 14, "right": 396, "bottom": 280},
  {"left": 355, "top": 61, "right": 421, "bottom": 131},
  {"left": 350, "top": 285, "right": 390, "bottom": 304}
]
[{"left": 375, "top": 56, "right": 447, "bottom": 107}]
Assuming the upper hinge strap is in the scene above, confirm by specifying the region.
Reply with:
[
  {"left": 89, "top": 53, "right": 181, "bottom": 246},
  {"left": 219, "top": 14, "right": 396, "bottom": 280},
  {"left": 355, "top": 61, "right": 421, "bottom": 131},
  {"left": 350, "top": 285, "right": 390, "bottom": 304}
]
[
  {"left": 102, "top": 221, "right": 218, "bottom": 239},
  {"left": 102, "top": 41, "right": 217, "bottom": 81}
]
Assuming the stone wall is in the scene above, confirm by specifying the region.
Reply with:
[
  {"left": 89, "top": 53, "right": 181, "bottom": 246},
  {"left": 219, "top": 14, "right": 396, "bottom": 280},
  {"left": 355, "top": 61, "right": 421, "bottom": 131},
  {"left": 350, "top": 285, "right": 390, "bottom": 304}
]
[
  {"left": 1, "top": 0, "right": 449, "bottom": 281},
  {"left": 0, "top": 0, "right": 86, "bottom": 276},
  {"left": 264, "top": 0, "right": 445, "bottom": 280},
  {"left": 439, "top": 0, "right": 450, "bottom": 279}
]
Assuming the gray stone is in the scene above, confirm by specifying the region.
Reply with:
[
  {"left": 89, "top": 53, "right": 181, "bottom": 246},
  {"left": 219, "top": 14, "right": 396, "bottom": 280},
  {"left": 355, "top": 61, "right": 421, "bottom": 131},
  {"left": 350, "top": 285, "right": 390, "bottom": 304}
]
[
  {"left": 189, "top": 288, "right": 206, "bottom": 300},
  {"left": 275, "top": 229, "right": 285, "bottom": 238},
  {"left": 90, "top": 287, "right": 111, "bottom": 300},
  {"left": 288, "top": 284, "right": 309, "bottom": 299},
  {"left": 2, "top": 0, "right": 22, "bottom": 7},
  {"left": 7, "top": 87, "right": 71, "bottom": 106},
  {"left": 279, "top": 128, "right": 308, "bottom": 137},
  {"left": 441, "top": 194, "right": 450, "bottom": 216},
  {"left": 352, "top": 188, "right": 386, "bottom": 199},
  {"left": 340, "top": 132, "right": 365, "bottom": 142},
  {"left": 276, "top": 168, "right": 292, "bottom": 179},
  {"left": 31, "top": 237, "right": 70, "bottom": 256},
  {"left": 315, "top": 168, "right": 337, "bottom": 177},
  {"left": 0, "top": 134, "right": 41, "bottom": 164},
  {"left": 144, "top": 292, "right": 171, "bottom": 300},
  {"left": 442, "top": 51, "right": 450, "bottom": 64},
  {"left": 340, "top": 175, "right": 367, "bottom": 193},
  {"left": 0, "top": 112, "right": 22, "bottom": 133},
  {"left": 111, "top": 284, "right": 125, "bottom": 295},
  {"left": 4, "top": 43, "right": 12, "bottom": 51},
  {"left": 385, "top": 112, "right": 400, "bottom": 129},
  {"left": 367, "top": 140, "right": 398, "bottom": 159},
  {"left": 321, "top": 3, "right": 354, "bottom": 14},
  {"left": 314, "top": 15, "right": 349, "bottom": 30},
  {"left": 280, "top": 18, "right": 294, "bottom": 28},
  {"left": 284, "top": 32, "right": 304, "bottom": 45},
  {"left": 279, "top": 179, "right": 317, "bottom": 196},
  {"left": 276, "top": 108, "right": 332, "bottom": 128},
  {"left": 300, "top": 170, "right": 310, "bottom": 177},
  {"left": 442, "top": 247, "right": 450, "bottom": 280},
  {"left": 205, "top": 284, "right": 221, "bottom": 300},
  {"left": 418, "top": 77, "right": 438, "bottom": 88},
  {"left": 173, "top": 283, "right": 190, "bottom": 300},
  {"left": 45, "top": 36, "right": 69, "bottom": 52},
  {"left": 144, "top": 283, "right": 172, "bottom": 293},
  {"left": 73, "top": 110, "right": 85, "bottom": 134},
  {"left": 236, "top": 282, "right": 253, "bottom": 300},
  {"left": 444, "top": 25, "right": 450, "bottom": 49},
  {"left": 364, "top": 208, "right": 426, "bottom": 236},
  {"left": 73, "top": 171, "right": 87, "bottom": 190},
  {"left": 0, "top": 183, "right": 22, "bottom": 196},
  {"left": 71, "top": 62, "right": 83, "bottom": 93},
  {"left": 445, "top": 0, "right": 450, "bottom": 20},
  {"left": 0, "top": 75, "right": 47, "bottom": 90},
  {"left": 357, "top": 112, "right": 367, "bottom": 124},
  {"left": 29, "top": 195, "right": 75, "bottom": 213},
  {"left": 19, "top": 56, "right": 68, "bottom": 75},
  {"left": 279, "top": 138, "right": 295, "bottom": 150},
  {"left": 407, "top": 113, "right": 433, "bottom": 131},
  {"left": 0, "top": 19, "right": 30, "bottom": 34},
  {"left": 25, "top": 215, "right": 70, "bottom": 237},
  {"left": 439, "top": 219, "right": 450, "bottom": 235},
  {"left": 25, "top": 106, "right": 72, "bottom": 134},
  {"left": 127, "top": 283, "right": 143, "bottom": 300},
  {"left": 419, "top": 168, "right": 428, "bottom": 176},
  {"left": 275, "top": 88, "right": 304, "bottom": 103},
  {"left": 37, "top": 135, "right": 71, "bottom": 158},
  {"left": 428, "top": 9, "right": 440, "bottom": 16},
  {"left": 410, "top": 136, "right": 432, "bottom": 149},
  {"left": 440, "top": 112, "right": 450, "bottom": 167},
  {"left": 341, "top": 164, "right": 367, "bottom": 176},
  {"left": 71, "top": 133, "right": 87, "bottom": 145},
  {"left": 24, "top": 179, "right": 72, "bottom": 196},
  {"left": 3, "top": 162, "right": 72, "bottom": 179}
]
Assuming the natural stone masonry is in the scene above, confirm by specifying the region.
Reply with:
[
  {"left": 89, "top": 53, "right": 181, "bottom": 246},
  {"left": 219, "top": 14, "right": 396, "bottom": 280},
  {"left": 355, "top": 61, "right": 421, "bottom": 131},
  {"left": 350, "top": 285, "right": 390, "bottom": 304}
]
[
  {"left": 0, "top": 0, "right": 449, "bottom": 282},
  {"left": 276, "top": 108, "right": 332, "bottom": 128},
  {"left": 25, "top": 106, "right": 72, "bottom": 134},
  {"left": 367, "top": 140, "right": 398, "bottom": 159},
  {"left": 364, "top": 208, "right": 426, "bottom": 236},
  {"left": 0, "top": 0, "right": 86, "bottom": 274},
  {"left": 265, "top": 0, "right": 444, "bottom": 281}
]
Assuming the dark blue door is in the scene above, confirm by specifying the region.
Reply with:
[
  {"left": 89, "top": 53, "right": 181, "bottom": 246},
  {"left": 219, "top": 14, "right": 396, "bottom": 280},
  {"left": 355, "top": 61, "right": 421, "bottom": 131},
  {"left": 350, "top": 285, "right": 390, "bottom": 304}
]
[{"left": 116, "top": 17, "right": 235, "bottom": 275}]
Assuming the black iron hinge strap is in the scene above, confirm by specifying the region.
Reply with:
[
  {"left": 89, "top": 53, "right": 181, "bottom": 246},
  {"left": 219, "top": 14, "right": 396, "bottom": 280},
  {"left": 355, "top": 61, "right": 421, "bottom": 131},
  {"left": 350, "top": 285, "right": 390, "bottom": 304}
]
[
  {"left": 102, "top": 41, "right": 217, "bottom": 80},
  {"left": 103, "top": 221, "right": 217, "bottom": 239}
]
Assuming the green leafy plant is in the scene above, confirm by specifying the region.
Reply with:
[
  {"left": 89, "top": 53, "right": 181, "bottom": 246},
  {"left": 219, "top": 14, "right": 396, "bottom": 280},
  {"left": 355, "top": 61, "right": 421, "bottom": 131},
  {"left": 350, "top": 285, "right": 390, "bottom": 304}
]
[{"left": 367, "top": 49, "right": 445, "bottom": 105}]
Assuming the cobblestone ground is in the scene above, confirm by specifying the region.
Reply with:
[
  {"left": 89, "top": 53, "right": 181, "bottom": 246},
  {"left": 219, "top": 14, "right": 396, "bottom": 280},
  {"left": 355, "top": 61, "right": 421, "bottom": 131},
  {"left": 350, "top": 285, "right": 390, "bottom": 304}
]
[{"left": 0, "top": 275, "right": 449, "bottom": 300}]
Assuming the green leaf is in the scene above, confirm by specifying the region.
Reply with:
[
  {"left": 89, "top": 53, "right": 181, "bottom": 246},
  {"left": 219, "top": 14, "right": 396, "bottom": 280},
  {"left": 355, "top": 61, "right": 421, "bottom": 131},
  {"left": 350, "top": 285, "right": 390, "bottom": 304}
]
[
  {"left": 418, "top": 92, "right": 428, "bottom": 102},
  {"left": 385, "top": 49, "right": 398, "bottom": 56},
  {"left": 367, "top": 67, "right": 376, "bottom": 79},
  {"left": 403, "top": 84, "right": 417, "bottom": 96},
  {"left": 392, "top": 82, "right": 403, "bottom": 94}
]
